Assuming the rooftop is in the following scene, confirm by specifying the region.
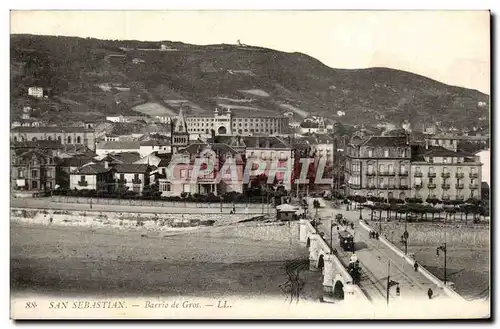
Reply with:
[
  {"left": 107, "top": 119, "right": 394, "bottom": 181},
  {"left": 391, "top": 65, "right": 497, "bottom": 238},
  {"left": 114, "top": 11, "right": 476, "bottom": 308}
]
[
  {"left": 242, "top": 136, "right": 289, "bottom": 149},
  {"left": 11, "top": 126, "right": 94, "bottom": 133},
  {"left": 361, "top": 136, "right": 409, "bottom": 148},
  {"left": 140, "top": 139, "right": 171, "bottom": 146},
  {"left": 97, "top": 141, "right": 141, "bottom": 150},
  {"left": 72, "top": 163, "right": 109, "bottom": 175},
  {"left": 114, "top": 163, "right": 151, "bottom": 173}
]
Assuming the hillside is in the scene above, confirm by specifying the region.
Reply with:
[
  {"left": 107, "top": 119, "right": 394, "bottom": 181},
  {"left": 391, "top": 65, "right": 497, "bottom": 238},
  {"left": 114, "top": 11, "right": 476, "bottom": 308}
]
[{"left": 10, "top": 34, "right": 490, "bottom": 130}]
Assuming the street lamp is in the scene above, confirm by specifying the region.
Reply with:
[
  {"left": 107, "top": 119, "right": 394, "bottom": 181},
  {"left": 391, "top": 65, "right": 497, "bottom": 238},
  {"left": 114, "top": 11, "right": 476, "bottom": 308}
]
[
  {"left": 437, "top": 244, "right": 447, "bottom": 285},
  {"left": 359, "top": 204, "right": 363, "bottom": 220},
  {"left": 437, "top": 211, "right": 448, "bottom": 285},
  {"left": 386, "top": 260, "right": 399, "bottom": 305}
]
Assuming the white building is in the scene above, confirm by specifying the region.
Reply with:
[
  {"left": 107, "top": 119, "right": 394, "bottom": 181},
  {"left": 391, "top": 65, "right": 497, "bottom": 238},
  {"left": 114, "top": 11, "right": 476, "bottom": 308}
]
[
  {"left": 28, "top": 87, "right": 44, "bottom": 98},
  {"left": 139, "top": 140, "right": 172, "bottom": 157},
  {"left": 96, "top": 141, "right": 141, "bottom": 156},
  {"left": 476, "top": 149, "right": 490, "bottom": 187}
]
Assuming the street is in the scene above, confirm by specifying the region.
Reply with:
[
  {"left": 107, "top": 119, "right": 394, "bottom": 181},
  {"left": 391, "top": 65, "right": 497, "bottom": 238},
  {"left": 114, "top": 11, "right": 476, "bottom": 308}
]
[{"left": 306, "top": 198, "right": 450, "bottom": 304}]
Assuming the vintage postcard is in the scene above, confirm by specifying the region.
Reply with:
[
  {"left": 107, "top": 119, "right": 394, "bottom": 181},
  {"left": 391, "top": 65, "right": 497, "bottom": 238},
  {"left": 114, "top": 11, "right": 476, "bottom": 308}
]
[{"left": 9, "top": 10, "right": 490, "bottom": 319}]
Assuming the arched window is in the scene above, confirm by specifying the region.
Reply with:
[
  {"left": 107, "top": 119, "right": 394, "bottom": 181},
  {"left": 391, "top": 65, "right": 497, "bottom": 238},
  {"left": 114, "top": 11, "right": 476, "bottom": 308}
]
[
  {"left": 57, "top": 136, "right": 62, "bottom": 142},
  {"left": 47, "top": 136, "right": 52, "bottom": 141},
  {"left": 77, "top": 136, "right": 81, "bottom": 144},
  {"left": 21, "top": 136, "right": 25, "bottom": 142},
  {"left": 67, "top": 136, "right": 72, "bottom": 143},
  {"left": 399, "top": 192, "right": 405, "bottom": 200}
]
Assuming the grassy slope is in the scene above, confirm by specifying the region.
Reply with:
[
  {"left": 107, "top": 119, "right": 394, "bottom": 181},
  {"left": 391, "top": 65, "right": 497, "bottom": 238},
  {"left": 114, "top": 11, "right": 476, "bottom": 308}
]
[{"left": 10, "top": 34, "right": 489, "bottom": 130}]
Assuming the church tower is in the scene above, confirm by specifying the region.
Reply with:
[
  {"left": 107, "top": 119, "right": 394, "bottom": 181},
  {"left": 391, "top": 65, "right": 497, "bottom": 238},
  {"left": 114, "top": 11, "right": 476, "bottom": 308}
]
[{"left": 171, "top": 107, "right": 190, "bottom": 153}]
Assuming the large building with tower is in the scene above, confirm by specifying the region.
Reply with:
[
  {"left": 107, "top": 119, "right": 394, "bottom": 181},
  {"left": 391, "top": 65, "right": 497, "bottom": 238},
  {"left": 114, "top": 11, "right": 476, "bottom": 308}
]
[{"left": 181, "top": 108, "right": 289, "bottom": 137}]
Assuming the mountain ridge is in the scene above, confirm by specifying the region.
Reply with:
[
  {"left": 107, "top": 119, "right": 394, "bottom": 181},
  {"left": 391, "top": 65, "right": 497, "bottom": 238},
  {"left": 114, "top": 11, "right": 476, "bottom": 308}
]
[{"left": 10, "top": 34, "right": 490, "bottom": 132}]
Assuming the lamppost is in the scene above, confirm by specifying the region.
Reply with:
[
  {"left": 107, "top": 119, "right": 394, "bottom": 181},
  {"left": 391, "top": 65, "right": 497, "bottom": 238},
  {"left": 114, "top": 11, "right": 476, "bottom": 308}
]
[
  {"left": 359, "top": 203, "right": 363, "bottom": 220},
  {"left": 437, "top": 211, "right": 448, "bottom": 285},
  {"left": 386, "top": 260, "right": 399, "bottom": 305},
  {"left": 403, "top": 214, "right": 409, "bottom": 255}
]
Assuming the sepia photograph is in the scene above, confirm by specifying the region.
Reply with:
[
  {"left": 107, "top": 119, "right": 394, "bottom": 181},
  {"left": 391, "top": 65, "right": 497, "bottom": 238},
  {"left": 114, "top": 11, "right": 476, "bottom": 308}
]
[{"left": 8, "top": 9, "right": 491, "bottom": 320}]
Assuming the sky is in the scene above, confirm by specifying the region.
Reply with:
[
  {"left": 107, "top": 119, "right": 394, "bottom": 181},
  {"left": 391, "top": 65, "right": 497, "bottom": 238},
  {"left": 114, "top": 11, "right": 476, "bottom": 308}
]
[{"left": 10, "top": 10, "right": 490, "bottom": 94}]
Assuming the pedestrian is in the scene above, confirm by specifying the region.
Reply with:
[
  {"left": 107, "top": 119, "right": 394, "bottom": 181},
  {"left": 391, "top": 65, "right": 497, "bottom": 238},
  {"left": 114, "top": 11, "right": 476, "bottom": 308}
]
[
  {"left": 233, "top": 205, "right": 236, "bottom": 213},
  {"left": 375, "top": 232, "right": 379, "bottom": 240},
  {"left": 414, "top": 261, "right": 419, "bottom": 272},
  {"left": 350, "top": 252, "right": 357, "bottom": 264},
  {"left": 427, "top": 288, "right": 433, "bottom": 300}
]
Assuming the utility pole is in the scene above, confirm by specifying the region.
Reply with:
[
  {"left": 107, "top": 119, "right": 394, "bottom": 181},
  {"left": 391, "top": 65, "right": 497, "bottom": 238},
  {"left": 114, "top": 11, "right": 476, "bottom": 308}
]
[
  {"left": 437, "top": 214, "right": 448, "bottom": 285},
  {"left": 386, "top": 260, "right": 390, "bottom": 305}
]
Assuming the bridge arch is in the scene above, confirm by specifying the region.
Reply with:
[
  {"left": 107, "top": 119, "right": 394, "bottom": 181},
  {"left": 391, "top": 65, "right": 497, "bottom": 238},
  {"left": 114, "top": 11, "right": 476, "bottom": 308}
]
[{"left": 333, "top": 280, "right": 345, "bottom": 300}]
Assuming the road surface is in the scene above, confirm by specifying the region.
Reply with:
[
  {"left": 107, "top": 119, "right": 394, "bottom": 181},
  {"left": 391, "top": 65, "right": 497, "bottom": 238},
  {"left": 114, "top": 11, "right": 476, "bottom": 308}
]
[{"left": 307, "top": 198, "right": 451, "bottom": 304}]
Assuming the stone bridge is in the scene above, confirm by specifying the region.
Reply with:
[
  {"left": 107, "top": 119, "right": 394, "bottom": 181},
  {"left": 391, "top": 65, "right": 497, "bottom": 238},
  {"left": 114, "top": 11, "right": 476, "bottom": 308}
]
[{"left": 299, "top": 219, "right": 370, "bottom": 304}]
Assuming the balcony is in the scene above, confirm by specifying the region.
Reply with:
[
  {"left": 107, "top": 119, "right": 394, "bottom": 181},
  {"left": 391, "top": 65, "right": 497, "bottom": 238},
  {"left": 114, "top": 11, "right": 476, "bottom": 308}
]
[
  {"left": 78, "top": 181, "right": 88, "bottom": 187},
  {"left": 348, "top": 184, "right": 361, "bottom": 189},
  {"left": 399, "top": 171, "right": 408, "bottom": 176},
  {"left": 441, "top": 183, "right": 451, "bottom": 190},
  {"left": 386, "top": 185, "right": 396, "bottom": 189},
  {"left": 414, "top": 172, "right": 423, "bottom": 177},
  {"left": 455, "top": 183, "right": 464, "bottom": 189},
  {"left": 428, "top": 183, "right": 437, "bottom": 189},
  {"left": 399, "top": 185, "right": 409, "bottom": 190},
  {"left": 366, "top": 171, "right": 376, "bottom": 176},
  {"left": 378, "top": 171, "right": 396, "bottom": 176},
  {"left": 470, "top": 183, "right": 479, "bottom": 189},
  {"left": 118, "top": 179, "right": 128, "bottom": 184},
  {"left": 469, "top": 173, "right": 479, "bottom": 178},
  {"left": 442, "top": 195, "right": 450, "bottom": 200},
  {"left": 414, "top": 184, "right": 422, "bottom": 190},
  {"left": 428, "top": 173, "right": 437, "bottom": 178},
  {"left": 132, "top": 179, "right": 142, "bottom": 184},
  {"left": 456, "top": 195, "right": 465, "bottom": 201},
  {"left": 366, "top": 185, "right": 377, "bottom": 190},
  {"left": 455, "top": 173, "right": 465, "bottom": 178},
  {"left": 441, "top": 172, "right": 451, "bottom": 178}
]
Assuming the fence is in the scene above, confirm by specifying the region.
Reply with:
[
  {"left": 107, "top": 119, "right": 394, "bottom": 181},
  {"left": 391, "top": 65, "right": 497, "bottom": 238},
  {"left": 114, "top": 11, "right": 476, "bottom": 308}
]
[{"left": 49, "top": 196, "right": 267, "bottom": 209}]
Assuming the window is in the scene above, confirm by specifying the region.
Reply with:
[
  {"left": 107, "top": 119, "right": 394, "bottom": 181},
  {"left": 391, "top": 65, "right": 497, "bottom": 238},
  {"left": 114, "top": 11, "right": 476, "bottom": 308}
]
[
  {"left": 120, "top": 174, "right": 125, "bottom": 181},
  {"left": 180, "top": 169, "right": 187, "bottom": 178},
  {"left": 67, "top": 136, "right": 72, "bottom": 143},
  {"left": 400, "top": 178, "right": 407, "bottom": 185},
  {"left": 400, "top": 164, "right": 406, "bottom": 174},
  {"left": 368, "top": 163, "right": 373, "bottom": 173},
  {"left": 18, "top": 170, "right": 24, "bottom": 178},
  {"left": 166, "top": 183, "right": 171, "bottom": 192},
  {"left": 457, "top": 167, "right": 462, "bottom": 173},
  {"left": 378, "top": 164, "right": 386, "bottom": 172},
  {"left": 429, "top": 177, "right": 434, "bottom": 184},
  {"left": 32, "top": 181, "right": 37, "bottom": 189},
  {"left": 80, "top": 175, "right": 85, "bottom": 182},
  {"left": 13, "top": 136, "right": 17, "bottom": 142},
  {"left": 31, "top": 170, "right": 38, "bottom": 178},
  {"left": 134, "top": 174, "right": 139, "bottom": 181},
  {"left": 32, "top": 137, "right": 37, "bottom": 142},
  {"left": 379, "top": 177, "right": 384, "bottom": 187},
  {"left": 388, "top": 164, "right": 394, "bottom": 173},
  {"left": 77, "top": 136, "right": 81, "bottom": 143},
  {"left": 162, "top": 168, "right": 166, "bottom": 176},
  {"left": 428, "top": 157, "right": 434, "bottom": 163},
  {"left": 46, "top": 170, "right": 52, "bottom": 178},
  {"left": 368, "top": 149, "right": 373, "bottom": 157},
  {"left": 429, "top": 167, "right": 434, "bottom": 173},
  {"left": 384, "top": 149, "right": 389, "bottom": 157},
  {"left": 57, "top": 136, "right": 61, "bottom": 142},
  {"left": 443, "top": 167, "right": 448, "bottom": 173},
  {"left": 443, "top": 157, "right": 448, "bottom": 164}
]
